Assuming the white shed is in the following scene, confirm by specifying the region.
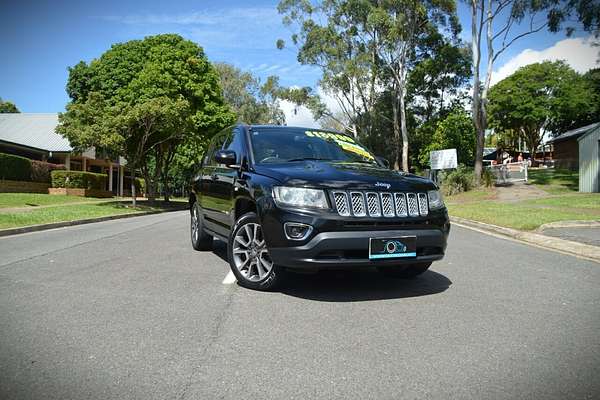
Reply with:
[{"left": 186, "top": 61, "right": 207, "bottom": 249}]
[{"left": 578, "top": 123, "right": 600, "bottom": 193}]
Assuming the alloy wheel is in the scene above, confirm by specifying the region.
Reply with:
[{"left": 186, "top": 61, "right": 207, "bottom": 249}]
[
  {"left": 191, "top": 206, "right": 199, "bottom": 242},
  {"left": 232, "top": 223, "right": 273, "bottom": 282}
]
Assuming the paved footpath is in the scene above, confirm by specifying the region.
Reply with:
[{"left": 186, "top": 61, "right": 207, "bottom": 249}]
[{"left": 1, "top": 212, "right": 599, "bottom": 400}]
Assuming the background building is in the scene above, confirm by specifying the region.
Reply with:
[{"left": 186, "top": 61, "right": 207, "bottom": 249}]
[{"left": 0, "top": 113, "right": 129, "bottom": 195}]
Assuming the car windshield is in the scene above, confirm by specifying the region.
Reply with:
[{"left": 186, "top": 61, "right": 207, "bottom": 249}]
[{"left": 249, "top": 127, "right": 378, "bottom": 165}]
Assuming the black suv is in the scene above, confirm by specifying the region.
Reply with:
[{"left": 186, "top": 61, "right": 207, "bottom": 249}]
[{"left": 189, "top": 125, "right": 450, "bottom": 290}]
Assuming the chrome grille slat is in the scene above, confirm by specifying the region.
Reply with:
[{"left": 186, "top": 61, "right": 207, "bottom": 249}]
[
  {"left": 331, "top": 190, "right": 428, "bottom": 218},
  {"left": 365, "top": 192, "right": 381, "bottom": 217},
  {"left": 350, "top": 192, "right": 366, "bottom": 216},
  {"left": 417, "top": 193, "right": 428, "bottom": 216},
  {"left": 394, "top": 193, "right": 408, "bottom": 217},
  {"left": 333, "top": 191, "right": 350, "bottom": 216},
  {"left": 380, "top": 193, "right": 394, "bottom": 217},
  {"left": 406, "top": 193, "right": 419, "bottom": 217}
]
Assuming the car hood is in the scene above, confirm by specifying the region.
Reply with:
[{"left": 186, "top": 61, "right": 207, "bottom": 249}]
[{"left": 253, "top": 161, "right": 436, "bottom": 192}]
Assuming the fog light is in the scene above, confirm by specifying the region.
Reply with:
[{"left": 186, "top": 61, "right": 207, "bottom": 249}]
[{"left": 284, "top": 222, "right": 313, "bottom": 241}]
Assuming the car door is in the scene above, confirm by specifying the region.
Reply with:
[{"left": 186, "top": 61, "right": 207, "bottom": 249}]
[
  {"left": 211, "top": 126, "right": 247, "bottom": 231},
  {"left": 199, "top": 129, "right": 228, "bottom": 234}
]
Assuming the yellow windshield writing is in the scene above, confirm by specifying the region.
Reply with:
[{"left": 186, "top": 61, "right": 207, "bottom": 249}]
[{"left": 304, "top": 130, "right": 374, "bottom": 160}]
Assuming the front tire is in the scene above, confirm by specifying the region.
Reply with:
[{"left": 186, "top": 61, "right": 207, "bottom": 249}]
[
  {"left": 377, "top": 262, "right": 432, "bottom": 279},
  {"left": 191, "top": 202, "right": 213, "bottom": 251},
  {"left": 228, "top": 212, "right": 282, "bottom": 291}
]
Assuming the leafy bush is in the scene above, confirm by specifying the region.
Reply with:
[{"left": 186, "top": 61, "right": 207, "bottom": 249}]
[
  {"left": 440, "top": 165, "right": 475, "bottom": 196},
  {"left": 0, "top": 152, "right": 32, "bottom": 181},
  {"left": 51, "top": 170, "right": 107, "bottom": 190},
  {"left": 481, "top": 167, "right": 495, "bottom": 188},
  {"left": 135, "top": 178, "right": 145, "bottom": 193},
  {"left": 30, "top": 160, "right": 65, "bottom": 183}
]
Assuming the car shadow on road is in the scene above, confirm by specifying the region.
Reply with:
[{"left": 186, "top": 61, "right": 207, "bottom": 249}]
[{"left": 279, "top": 269, "right": 452, "bottom": 302}]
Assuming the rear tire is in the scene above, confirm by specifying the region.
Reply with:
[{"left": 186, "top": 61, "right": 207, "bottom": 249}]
[
  {"left": 191, "top": 202, "right": 213, "bottom": 251},
  {"left": 228, "top": 212, "right": 283, "bottom": 291},
  {"left": 377, "top": 262, "right": 432, "bottom": 279}
]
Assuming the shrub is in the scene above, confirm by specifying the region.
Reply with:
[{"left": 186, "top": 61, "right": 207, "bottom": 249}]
[
  {"left": 51, "top": 170, "right": 107, "bottom": 190},
  {"left": 0, "top": 152, "right": 32, "bottom": 181},
  {"left": 481, "top": 167, "right": 495, "bottom": 188},
  {"left": 440, "top": 165, "right": 475, "bottom": 196},
  {"left": 30, "top": 160, "right": 65, "bottom": 183},
  {"left": 135, "top": 178, "right": 145, "bottom": 194}
]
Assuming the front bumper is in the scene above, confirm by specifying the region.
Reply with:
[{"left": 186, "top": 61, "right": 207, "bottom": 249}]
[
  {"left": 269, "top": 228, "right": 447, "bottom": 269},
  {"left": 260, "top": 198, "right": 449, "bottom": 270}
]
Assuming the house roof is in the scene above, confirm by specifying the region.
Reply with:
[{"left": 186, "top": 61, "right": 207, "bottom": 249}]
[
  {"left": 577, "top": 122, "right": 600, "bottom": 142},
  {"left": 548, "top": 122, "right": 600, "bottom": 144},
  {"left": 0, "top": 113, "right": 72, "bottom": 152}
]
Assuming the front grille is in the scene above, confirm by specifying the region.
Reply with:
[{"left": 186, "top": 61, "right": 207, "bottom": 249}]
[
  {"left": 332, "top": 190, "right": 428, "bottom": 218},
  {"left": 350, "top": 192, "right": 366, "bottom": 216},
  {"left": 406, "top": 193, "right": 419, "bottom": 217}
]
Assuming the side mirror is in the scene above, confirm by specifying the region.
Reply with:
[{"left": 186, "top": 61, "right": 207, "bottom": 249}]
[
  {"left": 214, "top": 149, "right": 238, "bottom": 167},
  {"left": 375, "top": 156, "right": 390, "bottom": 169}
]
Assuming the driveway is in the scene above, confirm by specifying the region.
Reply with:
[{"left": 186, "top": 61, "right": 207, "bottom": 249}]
[{"left": 0, "top": 211, "right": 599, "bottom": 399}]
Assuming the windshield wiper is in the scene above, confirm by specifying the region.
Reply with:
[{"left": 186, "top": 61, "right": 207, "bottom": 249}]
[{"left": 286, "top": 157, "right": 333, "bottom": 162}]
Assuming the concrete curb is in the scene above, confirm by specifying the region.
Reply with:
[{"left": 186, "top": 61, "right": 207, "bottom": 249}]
[
  {"left": 535, "top": 220, "right": 600, "bottom": 232},
  {"left": 0, "top": 207, "right": 187, "bottom": 238},
  {"left": 450, "top": 216, "right": 600, "bottom": 264}
]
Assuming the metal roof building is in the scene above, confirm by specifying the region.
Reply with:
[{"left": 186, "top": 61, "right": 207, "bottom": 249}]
[
  {"left": 578, "top": 123, "right": 600, "bottom": 193},
  {"left": 0, "top": 113, "right": 129, "bottom": 196},
  {"left": 0, "top": 113, "right": 72, "bottom": 154}
]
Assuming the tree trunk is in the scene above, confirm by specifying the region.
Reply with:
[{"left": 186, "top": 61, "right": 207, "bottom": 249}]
[
  {"left": 143, "top": 170, "right": 155, "bottom": 202},
  {"left": 392, "top": 97, "right": 401, "bottom": 171},
  {"left": 130, "top": 168, "right": 136, "bottom": 208},
  {"left": 471, "top": 0, "right": 484, "bottom": 185},
  {"left": 399, "top": 89, "right": 409, "bottom": 172}
]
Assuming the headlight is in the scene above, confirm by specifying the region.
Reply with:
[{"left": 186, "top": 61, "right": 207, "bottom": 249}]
[
  {"left": 427, "top": 190, "right": 445, "bottom": 210},
  {"left": 272, "top": 186, "right": 328, "bottom": 209}
]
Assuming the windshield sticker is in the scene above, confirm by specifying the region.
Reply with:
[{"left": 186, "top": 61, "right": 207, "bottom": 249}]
[
  {"left": 304, "top": 130, "right": 373, "bottom": 160},
  {"left": 305, "top": 130, "right": 355, "bottom": 143},
  {"left": 338, "top": 141, "right": 375, "bottom": 160}
]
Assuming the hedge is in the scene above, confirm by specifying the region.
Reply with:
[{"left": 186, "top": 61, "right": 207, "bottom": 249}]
[
  {"left": 30, "top": 160, "right": 65, "bottom": 183},
  {"left": 51, "top": 170, "right": 107, "bottom": 190},
  {"left": 0, "top": 153, "right": 32, "bottom": 181}
]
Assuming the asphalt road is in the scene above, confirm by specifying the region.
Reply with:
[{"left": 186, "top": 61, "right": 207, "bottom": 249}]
[{"left": 1, "top": 211, "right": 599, "bottom": 400}]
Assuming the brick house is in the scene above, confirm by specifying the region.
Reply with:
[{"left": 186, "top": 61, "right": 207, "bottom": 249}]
[{"left": 0, "top": 113, "right": 130, "bottom": 195}]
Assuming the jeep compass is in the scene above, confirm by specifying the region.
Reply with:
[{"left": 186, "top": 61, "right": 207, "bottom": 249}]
[{"left": 189, "top": 125, "right": 450, "bottom": 290}]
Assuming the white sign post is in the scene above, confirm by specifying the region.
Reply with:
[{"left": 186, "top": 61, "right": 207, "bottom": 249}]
[{"left": 430, "top": 149, "right": 458, "bottom": 170}]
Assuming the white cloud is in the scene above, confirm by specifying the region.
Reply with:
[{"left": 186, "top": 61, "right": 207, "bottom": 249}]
[
  {"left": 280, "top": 100, "right": 320, "bottom": 128},
  {"left": 492, "top": 36, "right": 598, "bottom": 85}
]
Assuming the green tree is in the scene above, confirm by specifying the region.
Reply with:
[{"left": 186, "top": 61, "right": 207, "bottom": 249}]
[
  {"left": 278, "top": 0, "right": 459, "bottom": 171},
  {"left": 0, "top": 98, "right": 19, "bottom": 113},
  {"left": 420, "top": 109, "right": 476, "bottom": 166},
  {"left": 467, "top": 0, "right": 564, "bottom": 183},
  {"left": 488, "top": 61, "right": 597, "bottom": 158},
  {"left": 58, "top": 34, "right": 234, "bottom": 203},
  {"left": 214, "top": 63, "right": 285, "bottom": 124}
]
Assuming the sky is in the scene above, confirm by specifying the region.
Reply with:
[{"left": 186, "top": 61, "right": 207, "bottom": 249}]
[{"left": 1, "top": 0, "right": 598, "bottom": 126}]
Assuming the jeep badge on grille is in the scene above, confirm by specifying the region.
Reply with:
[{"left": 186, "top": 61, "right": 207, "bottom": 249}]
[{"left": 374, "top": 182, "right": 391, "bottom": 189}]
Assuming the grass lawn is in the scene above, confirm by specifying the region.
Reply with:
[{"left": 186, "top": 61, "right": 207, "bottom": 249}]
[
  {"left": 0, "top": 193, "right": 100, "bottom": 208},
  {"left": 0, "top": 193, "right": 188, "bottom": 230},
  {"left": 0, "top": 202, "right": 165, "bottom": 230},
  {"left": 528, "top": 168, "right": 579, "bottom": 194},
  {"left": 446, "top": 169, "right": 599, "bottom": 231}
]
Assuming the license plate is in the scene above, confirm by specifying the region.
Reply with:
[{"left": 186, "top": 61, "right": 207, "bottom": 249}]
[{"left": 369, "top": 237, "right": 416, "bottom": 259}]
